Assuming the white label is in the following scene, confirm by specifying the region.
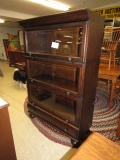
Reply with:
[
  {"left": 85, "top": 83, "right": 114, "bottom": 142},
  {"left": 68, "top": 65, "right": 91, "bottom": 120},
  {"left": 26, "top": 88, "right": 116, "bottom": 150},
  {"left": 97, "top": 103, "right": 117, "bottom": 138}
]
[{"left": 51, "top": 42, "right": 59, "bottom": 49}]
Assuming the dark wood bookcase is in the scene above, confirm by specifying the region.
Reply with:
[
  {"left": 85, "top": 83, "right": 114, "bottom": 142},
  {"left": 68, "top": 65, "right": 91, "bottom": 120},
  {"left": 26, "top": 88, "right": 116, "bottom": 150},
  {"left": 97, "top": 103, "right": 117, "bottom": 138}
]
[{"left": 19, "top": 9, "right": 104, "bottom": 147}]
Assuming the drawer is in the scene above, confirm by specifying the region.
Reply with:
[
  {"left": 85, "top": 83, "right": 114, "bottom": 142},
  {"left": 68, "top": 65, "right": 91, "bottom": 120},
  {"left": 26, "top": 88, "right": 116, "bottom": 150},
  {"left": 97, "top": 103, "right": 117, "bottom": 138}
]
[
  {"left": 27, "top": 81, "right": 82, "bottom": 126},
  {"left": 28, "top": 102, "right": 79, "bottom": 140}
]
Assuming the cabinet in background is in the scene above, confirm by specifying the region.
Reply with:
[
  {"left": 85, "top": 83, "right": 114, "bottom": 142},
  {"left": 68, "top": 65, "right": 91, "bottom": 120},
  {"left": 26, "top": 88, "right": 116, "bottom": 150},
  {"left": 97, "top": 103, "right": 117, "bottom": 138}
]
[
  {"left": 19, "top": 9, "right": 104, "bottom": 147},
  {"left": 0, "top": 98, "right": 17, "bottom": 160},
  {"left": 8, "top": 51, "right": 25, "bottom": 67}
]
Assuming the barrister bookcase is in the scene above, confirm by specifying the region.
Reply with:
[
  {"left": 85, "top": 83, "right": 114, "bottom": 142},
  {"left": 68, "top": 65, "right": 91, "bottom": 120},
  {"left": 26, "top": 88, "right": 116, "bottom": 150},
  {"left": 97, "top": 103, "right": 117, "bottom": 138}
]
[{"left": 19, "top": 9, "right": 104, "bottom": 147}]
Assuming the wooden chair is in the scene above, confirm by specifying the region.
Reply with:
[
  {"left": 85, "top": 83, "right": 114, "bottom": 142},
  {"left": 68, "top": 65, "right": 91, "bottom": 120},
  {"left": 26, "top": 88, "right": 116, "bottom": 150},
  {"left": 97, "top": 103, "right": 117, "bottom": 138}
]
[{"left": 100, "top": 27, "right": 120, "bottom": 70}]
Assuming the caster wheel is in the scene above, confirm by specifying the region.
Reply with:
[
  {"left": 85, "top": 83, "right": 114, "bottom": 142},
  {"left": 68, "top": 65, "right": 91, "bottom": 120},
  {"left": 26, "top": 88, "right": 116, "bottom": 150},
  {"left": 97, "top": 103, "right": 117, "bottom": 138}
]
[
  {"left": 71, "top": 140, "right": 79, "bottom": 148},
  {"left": 29, "top": 113, "right": 35, "bottom": 118}
]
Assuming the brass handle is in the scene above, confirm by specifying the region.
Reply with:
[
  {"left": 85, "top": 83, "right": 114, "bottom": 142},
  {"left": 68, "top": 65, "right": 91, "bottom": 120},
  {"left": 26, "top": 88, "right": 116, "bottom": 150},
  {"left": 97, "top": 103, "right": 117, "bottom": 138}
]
[
  {"left": 64, "top": 128, "right": 68, "bottom": 132},
  {"left": 68, "top": 57, "right": 72, "bottom": 61},
  {"left": 66, "top": 119, "right": 69, "bottom": 123},
  {"left": 67, "top": 91, "right": 70, "bottom": 95}
]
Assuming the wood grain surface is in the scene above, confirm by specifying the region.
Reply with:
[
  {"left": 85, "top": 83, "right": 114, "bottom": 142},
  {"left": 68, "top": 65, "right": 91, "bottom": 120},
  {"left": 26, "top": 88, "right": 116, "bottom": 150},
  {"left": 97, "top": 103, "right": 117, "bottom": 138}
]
[{"left": 70, "top": 132, "right": 120, "bottom": 160}]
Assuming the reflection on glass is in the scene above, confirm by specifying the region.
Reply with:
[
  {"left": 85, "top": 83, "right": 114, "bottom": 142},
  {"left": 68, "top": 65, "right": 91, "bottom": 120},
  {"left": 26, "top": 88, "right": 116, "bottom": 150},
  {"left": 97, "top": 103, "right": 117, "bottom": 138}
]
[
  {"left": 51, "top": 28, "right": 82, "bottom": 56},
  {"left": 29, "top": 84, "right": 76, "bottom": 122},
  {"left": 27, "top": 60, "right": 79, "bottom": 93},
  {"left": 26, "top": 27, "right": 83, "bottom": 57}
]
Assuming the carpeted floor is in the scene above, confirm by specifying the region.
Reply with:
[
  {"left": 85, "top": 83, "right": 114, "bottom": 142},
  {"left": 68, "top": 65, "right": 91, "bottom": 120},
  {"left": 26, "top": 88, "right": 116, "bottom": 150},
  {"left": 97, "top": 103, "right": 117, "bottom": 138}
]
[{"left": 24, "top": 84, "right": 120, "bottom": 147}]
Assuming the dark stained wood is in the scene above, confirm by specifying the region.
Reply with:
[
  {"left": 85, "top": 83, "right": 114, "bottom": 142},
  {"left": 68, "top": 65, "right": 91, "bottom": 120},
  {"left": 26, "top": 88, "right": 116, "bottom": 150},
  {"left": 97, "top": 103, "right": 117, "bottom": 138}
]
[
  {"left": 19, "top": 9, "right": 104, "bottom": 147},
  {"left": 8, "top": 51, "right": 25, "bottom": 67},
  {"left": 15, "top": 62, "right": 26, "bottom": 71},
  {"left": 19, "top": 9, "right": 103, "bottom": 29},
  {"left": 0, "top": 99, "right": 17, "bottom": 160}
]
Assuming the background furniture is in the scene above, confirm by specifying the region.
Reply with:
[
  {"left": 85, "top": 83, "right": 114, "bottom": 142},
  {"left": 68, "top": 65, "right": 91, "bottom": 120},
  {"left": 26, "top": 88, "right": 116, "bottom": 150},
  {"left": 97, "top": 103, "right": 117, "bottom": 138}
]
[
  {"left": 8, "top": 51, "right": 25, "bottom": 67},
  {"left": 70, "top": 132, "right": 120, "bottom": 160},
  {"left": 100, "top": 27, "right": 120, "bottom": 70},
  {"left": 0, "top": 98, "right": 17, "bottom": 160},
  {"left": 19, "top": 9, "right": 104, "bottom": 147},
  {"left": 98, "top": 63, "right": 120, "bottom": 106},
  {"left": 15, "top": 62, "right": 26, "bottom": 72},
  {"left": 116, "top": 118, "right": 120, "bottom": 137}
]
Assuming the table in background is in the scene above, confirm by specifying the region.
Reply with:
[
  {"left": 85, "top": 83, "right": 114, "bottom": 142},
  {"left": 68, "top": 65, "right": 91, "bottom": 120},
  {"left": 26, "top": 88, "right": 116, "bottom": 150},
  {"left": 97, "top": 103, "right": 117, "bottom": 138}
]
[
  {"left": 70, "top": 132, "right": 120, "bottom": 160},
  {"left": 98, "top": 63, "right": 120, "bottom": 106}
]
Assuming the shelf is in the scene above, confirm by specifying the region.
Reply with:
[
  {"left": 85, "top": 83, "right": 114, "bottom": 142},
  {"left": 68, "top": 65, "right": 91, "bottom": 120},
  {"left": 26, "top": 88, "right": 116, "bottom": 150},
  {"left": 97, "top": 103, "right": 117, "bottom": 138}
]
[{"left": 31, "top": 74, "right": 77, "bottom": 93}]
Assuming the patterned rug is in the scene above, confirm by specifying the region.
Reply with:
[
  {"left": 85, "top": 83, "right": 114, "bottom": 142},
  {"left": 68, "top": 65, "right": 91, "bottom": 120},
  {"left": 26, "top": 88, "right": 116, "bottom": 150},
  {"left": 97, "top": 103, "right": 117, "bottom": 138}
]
[
  {"left": 24, "top": 85, "right": 120, "bottom": 147},
  {"left": 91, "top": 85, "right": 120, "bottom": 145}
]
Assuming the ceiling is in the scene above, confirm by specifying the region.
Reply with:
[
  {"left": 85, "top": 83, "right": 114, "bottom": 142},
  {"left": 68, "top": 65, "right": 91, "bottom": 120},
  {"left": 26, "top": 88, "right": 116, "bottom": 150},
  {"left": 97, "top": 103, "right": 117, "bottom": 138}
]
[{"left": 0, "top": 0, "right": 120, "bottom": 28}]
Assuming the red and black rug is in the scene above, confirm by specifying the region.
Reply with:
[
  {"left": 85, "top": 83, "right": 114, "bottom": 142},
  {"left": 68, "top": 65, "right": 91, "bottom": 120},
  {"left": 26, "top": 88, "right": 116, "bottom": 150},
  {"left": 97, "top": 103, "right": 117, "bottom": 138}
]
[{"left": 24, "top": 85, "right": 120, "bottom": 147}]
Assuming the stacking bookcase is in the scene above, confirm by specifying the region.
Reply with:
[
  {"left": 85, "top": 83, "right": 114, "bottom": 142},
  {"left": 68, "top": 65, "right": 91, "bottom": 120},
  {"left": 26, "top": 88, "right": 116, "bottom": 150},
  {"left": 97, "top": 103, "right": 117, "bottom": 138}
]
[{"left": 19, "top": 9, "right": 104, "bottom": 147}]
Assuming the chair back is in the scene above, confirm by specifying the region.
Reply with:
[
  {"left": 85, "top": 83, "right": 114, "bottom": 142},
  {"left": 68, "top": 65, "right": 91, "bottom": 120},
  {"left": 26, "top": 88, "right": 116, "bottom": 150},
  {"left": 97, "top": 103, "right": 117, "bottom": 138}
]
[{"left": 100, "top": 27, "right": 120, "bottom": 69}]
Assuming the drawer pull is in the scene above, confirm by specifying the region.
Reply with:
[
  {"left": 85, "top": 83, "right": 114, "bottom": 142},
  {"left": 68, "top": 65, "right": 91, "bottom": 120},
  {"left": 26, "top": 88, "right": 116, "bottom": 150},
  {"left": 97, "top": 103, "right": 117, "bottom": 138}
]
[
  {"left": 64, "top": 128, "right": 68, "bottom": 132},
  {"left": 67, "top": 91, "right": 70, "bottom": 95},
  {"left": 66, "top": 119, "right": 69, "bottom": 123},
  {"left": 68, "top": 57, "right": 72, "bottom": 61}
]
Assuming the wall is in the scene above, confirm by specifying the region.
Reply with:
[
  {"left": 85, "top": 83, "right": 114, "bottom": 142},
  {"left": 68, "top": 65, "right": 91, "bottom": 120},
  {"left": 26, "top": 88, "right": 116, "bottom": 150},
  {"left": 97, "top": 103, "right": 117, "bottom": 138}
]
[{"left": 0, "top": 27, "right": 20, "bottom": 60}]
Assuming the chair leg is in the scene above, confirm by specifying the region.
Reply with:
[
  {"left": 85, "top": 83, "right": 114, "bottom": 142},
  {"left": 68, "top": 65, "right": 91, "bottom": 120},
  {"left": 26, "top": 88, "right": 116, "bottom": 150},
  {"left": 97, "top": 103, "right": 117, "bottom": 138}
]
[
  {"left": 108, "top": 51, "right": 111, "bottom": 70},
  {"left": 108, "top": 80, "right": 112, "bottom": 94}
]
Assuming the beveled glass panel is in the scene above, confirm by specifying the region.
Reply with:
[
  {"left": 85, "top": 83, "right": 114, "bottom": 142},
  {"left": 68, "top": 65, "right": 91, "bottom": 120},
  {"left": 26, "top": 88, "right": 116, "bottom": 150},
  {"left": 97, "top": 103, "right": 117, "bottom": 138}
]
[
  {"left": 26, "top": 27, "right": 83, "bottom": 57},
  {"left": 27, "top": 59, "right": 80, "bottom": 93},
  {"left": 28, "top": 83, "right": 78, "bottom": 122},
  {"left": 51, "top": 28, "right": 82, "bottom": 56},
  {"left": 26, "top": 31, "right": 53, "bottom": 53}
]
